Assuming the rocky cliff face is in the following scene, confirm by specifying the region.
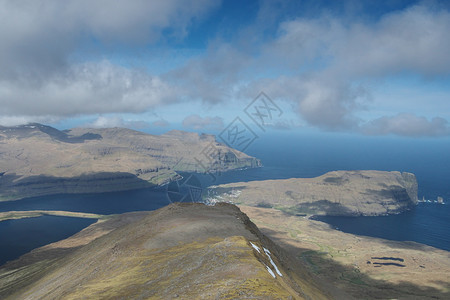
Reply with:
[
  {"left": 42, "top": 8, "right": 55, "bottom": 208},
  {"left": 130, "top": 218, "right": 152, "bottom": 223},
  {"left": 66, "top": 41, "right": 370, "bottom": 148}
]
[
  {"left": 0, "top": 203, "right": 331, "bottom": 299},
  {"left": 400, "top": 172, "right": 419, "bottom": 204},
  {"left": 206, "top": 170, "right": 419, "bottom": 216},
  {"left": 0, "top": 124, "right": 261, "bottom": 201}
]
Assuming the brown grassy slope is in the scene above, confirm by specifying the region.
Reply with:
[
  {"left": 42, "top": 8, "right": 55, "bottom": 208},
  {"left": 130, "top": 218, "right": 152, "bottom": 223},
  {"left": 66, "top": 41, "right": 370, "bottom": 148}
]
[
  {"left": 240, "top": 205, "right": 450, "bottom": 300},
  {"left": 207, "top": 170, "right": 418, "bottom": 216},
  {"left": 0, "top": 124, "right": 260, "bottom": 200},
  {"left": 68, "top": 127, "right": 261, "bottom": 172},
  {"left": 0, "top": 203, "right": 335, "bottom": 299}
]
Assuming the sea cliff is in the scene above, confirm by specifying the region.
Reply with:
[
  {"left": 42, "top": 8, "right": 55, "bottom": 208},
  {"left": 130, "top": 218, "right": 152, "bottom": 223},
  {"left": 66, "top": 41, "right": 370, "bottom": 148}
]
[{"left": 206, "top": 170, "right": 419, "bottom": 216}]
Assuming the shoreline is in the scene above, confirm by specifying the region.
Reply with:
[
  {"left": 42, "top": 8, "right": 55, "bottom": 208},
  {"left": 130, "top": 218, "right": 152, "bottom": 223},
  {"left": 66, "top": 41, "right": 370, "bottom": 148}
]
[
  {"left": 0, "top": 210, "right": 108, "bottom": 222},
  {"left": 0, "top": 166, "right": 263, "bottom": 203}
]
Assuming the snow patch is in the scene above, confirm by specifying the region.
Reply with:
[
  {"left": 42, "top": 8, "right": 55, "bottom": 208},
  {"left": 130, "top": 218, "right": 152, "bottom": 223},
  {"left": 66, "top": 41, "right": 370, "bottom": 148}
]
[
  {"left": 250, "top": 242, "right": 261, "bottom": 253},
  {"left": 264, "top": 247, "right": 282, "bottom": 277},
  {"left": 265, "top": 265, "right": 276, "bottom": 278}
]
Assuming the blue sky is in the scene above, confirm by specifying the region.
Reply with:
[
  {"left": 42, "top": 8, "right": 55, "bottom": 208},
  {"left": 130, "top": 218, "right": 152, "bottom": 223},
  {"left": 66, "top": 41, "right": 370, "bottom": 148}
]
[{"left": 0, "top": 0, "right": 449, "bottom": 138}]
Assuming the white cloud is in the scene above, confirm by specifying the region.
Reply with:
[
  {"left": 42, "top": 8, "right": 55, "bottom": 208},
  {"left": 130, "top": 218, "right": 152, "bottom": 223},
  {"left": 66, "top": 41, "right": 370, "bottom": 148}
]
[
  {"left": 85, "top": 115, "right": 154, "bottom": 129},
  {"left": 182, "top": 114, "right": 224, "bottom": 130},
  {"left": 265, "top": 4, "right": 450, "bottom": 77},
  {"left": 0, "top": 115, "right": 63, "bottom": 127},
  {"left": 0, "top": 0, "right": 220, "bottom": 79},
  {"left": 0, "top": 0, "right": 219, "bottom": 120},
  {"left": 244, "top": 4, "right": 450, "bottom": 133},
  {"left": 0, "top": 1, "right": 449, "bottom": 137},
  {"left": 0, "top": 60, "right": 178, "bottom": 117},
  {"left": 164, "top": 4, "right": 450, "bottom": 136},
  {"left": 242, "top": 75, "right": 368, "bottom": 130},
  {"left": 88, "top": 116, "right": 126, "bottom": 128},
  {"left": 166, "top": 43, "right": 251, "bottom": 104},
  {"left": 335, "top": 5, "right": 450, "bottom": 77},
  {"left": 361, "top": 113, "right": 450, "bottom": 137}
]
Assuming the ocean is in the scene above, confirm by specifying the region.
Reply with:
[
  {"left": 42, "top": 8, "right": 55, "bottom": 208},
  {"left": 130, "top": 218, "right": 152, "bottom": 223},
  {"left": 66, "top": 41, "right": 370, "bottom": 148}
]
[
  {"left": 242, "top": 132, "right": 450, "bottom": 251},
  {"left": 0, "top": 131, "right": 449, "bottom": 265}
]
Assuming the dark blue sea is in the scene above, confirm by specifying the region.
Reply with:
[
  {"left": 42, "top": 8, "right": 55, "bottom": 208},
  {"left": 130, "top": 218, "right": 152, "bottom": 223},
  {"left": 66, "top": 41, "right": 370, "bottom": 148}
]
[
  {"left": 0, "top": 216, "right": 96, "bottom": 266},
  {"left": 1, "top": 131, "right": 449, "bottom": 265}
]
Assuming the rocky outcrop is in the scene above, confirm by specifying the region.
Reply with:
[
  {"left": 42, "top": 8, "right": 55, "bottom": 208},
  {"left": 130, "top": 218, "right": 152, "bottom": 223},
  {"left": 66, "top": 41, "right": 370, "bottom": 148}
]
[
  {"left": 0, "top": 124, "right": 261, "bottom": 201},
  {"left": 400, "top": 172, "right": 419, "bottom": 204},
  {"left": 206, "top": 170, "right": 419, "bottom": 216},
  {"left": 0, "top": 203, "right": 331, "bottom": 299}
]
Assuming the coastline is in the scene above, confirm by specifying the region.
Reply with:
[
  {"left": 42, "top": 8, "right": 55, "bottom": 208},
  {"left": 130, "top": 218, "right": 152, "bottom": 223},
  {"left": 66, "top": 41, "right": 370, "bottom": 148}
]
[
  {"left": 240, "top": 205, "right": 450, "bottom": 299},
  {"left": 0, "top": 210, "right": 108, "bottom": 222}
]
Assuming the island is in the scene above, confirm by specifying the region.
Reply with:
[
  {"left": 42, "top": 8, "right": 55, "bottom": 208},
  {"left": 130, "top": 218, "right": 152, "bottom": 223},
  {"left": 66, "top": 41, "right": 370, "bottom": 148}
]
[
  {"left": 0, "top": 124, "right": 261, "bottom": 201},
  {"left": 205, "top": 170, "right": 418, "bottom": 216}
]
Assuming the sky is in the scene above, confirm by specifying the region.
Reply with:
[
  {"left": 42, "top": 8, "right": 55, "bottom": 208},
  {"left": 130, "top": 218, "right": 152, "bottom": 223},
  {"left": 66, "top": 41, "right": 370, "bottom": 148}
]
[{"left": 0, "top": 0, "right": 450, "bottom": 138}]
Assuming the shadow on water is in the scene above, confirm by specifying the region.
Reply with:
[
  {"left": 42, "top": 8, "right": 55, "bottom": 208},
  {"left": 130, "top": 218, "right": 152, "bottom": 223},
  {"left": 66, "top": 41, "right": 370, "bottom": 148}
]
[
  {"left": 0, "top": 187, "right": 171, "bottom": 215},
  {"left": 0, "top": 215, "right": 97, "bottom": 266},
  {"left": 0, "top": 172, "right": 158, "bottom": 203}
]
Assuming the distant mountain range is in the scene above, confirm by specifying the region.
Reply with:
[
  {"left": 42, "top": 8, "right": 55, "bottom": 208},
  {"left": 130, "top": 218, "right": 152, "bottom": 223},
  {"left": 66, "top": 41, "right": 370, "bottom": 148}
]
[{"left": 0, "top": 124, "right": 261, "bottom": 201}]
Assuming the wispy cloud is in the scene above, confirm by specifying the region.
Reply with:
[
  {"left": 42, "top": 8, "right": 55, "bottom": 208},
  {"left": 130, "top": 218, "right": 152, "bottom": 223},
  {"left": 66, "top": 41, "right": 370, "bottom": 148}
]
[
  {"left": 361, "top": 113, "right": 450, "bottom": 137},
  {"left": 85, "top": 115, "right": 152, "bottom": 129},
  {"left": 152, "top": 119, "right": 170, "bottom": 127},
  {"left": 182, "top": 114, "right": 224, "bottom": 130},
  {"left": 171, "top": 3, "right": 450, "bottom": 135}
]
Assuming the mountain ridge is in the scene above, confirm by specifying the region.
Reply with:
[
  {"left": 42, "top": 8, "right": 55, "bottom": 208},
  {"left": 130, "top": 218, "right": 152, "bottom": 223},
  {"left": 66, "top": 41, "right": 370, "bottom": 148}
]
[
  {"left": 0, "top": 203, "right": 335, "bottom": 299},
  {"left": 0, "top": 124, "right": 261, "bottom": 201}
]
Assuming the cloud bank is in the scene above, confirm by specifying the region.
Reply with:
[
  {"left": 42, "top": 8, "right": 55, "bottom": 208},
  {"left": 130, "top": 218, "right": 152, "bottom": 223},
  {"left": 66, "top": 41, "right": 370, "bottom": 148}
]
[
  {"left": 361, "top": 114, "right": 450, "bottom": 137},
  {"left": 163, "top": 3, "right": 450, "bottom": 136},
  {"left": 0, "top": 0, "right": 219, "bottom": 122},
  {"left": 0, "top": 1, "right": 449, "bottom": 137}
]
